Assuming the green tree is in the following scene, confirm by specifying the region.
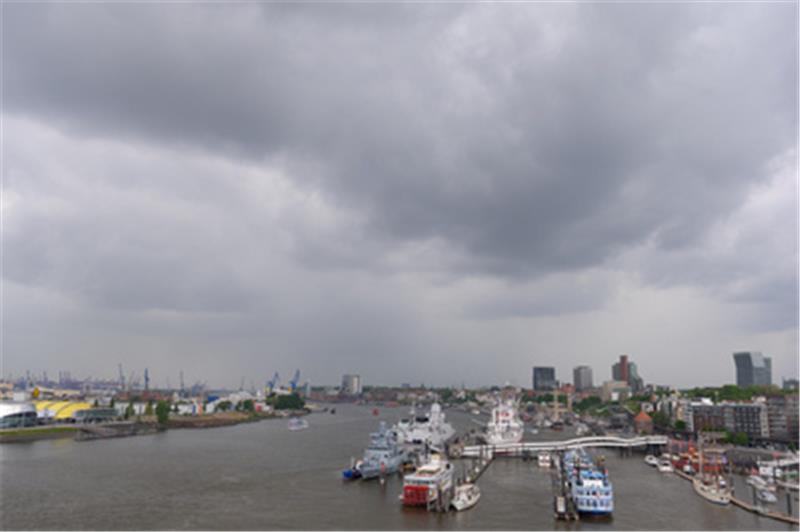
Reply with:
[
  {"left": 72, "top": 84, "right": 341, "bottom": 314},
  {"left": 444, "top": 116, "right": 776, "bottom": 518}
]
[
  {"left": 242, "top": 399, "right": 255, "bottom": 413},
  {"left": 574, "top": 396, "right": 603, "bottom": 412},
  {"left": 155, "top": 401, "right": 170, "bottom": 425},
  {"left": 275, "top": 393, "right": 305, "bottom": 410},
  {"left": 145, "top": 401, "right": 154, "bottom": 416},
  {"left": 732, "top": 432, "right": 749, "bottom": 447},
  {"left": 651, "top": 411, "right": 670, "bottom": 429},
  {"left": 216, "top": 400, "right": 232, "bottom": 412},
  {"left": 110, "top": 398, "right": 116, "bottom": 408},
  {"left": 674, "top": 420, "right": 687, "bottom": 432},
  {"left": 125, "top": 401, "right": 135, "bottom": 420}
]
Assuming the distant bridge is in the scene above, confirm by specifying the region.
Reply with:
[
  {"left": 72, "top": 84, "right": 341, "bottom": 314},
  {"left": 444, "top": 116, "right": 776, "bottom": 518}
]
[{"left": 459, "top": 435, "right": 669, "bottom": 458}]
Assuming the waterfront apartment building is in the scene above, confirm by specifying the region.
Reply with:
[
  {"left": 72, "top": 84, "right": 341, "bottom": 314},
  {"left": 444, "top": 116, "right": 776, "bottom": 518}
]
[
  {"left": 766, "top": 395, "right": 788, "bottom": 440},
  {"left": 532, "top": 367, "right": 557, "bottom": 391},
  {"left": 724, "top": 403, "right": 769, "bottom": 439},
  {"left": 765, "top": 394, "right": 800, "bottom": 443},
  {"left": 691, "top": 402, "right": 726, "bottom": 432},
  {"left": 573, "top": 366, "right": 593, "bottom": 391},
  {"left": 733, "top": 351, "right": 772, "bottom": 387},
  {"left": 691, "top": 401, "right": 770, "bottom": 440},
  {"left": 341, "top": 374, "right": 362, "bottom": 396}
]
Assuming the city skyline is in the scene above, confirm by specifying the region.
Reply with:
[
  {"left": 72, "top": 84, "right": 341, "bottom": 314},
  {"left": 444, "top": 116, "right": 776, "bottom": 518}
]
[
  {"left": 3, "top": 3, "right": 798, "bottom": 391},
  {"left": 7, "top": 349, "right": 797, "bottom": 392}
]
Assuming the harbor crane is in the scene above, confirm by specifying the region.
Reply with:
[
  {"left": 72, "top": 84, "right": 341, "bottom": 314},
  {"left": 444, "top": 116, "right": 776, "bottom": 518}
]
[
  {"left": 267, "top": 372, "right": 280, "bottom": 394},
  {"left": 289, "top": 370, "right": 301, "bottom": 392}
]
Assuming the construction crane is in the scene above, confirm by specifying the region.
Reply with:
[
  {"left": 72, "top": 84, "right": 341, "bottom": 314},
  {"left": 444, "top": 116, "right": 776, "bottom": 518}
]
[
  {"left": 266, "top": 372, "right": 280, "bottom": 395},
  {"left": 289, "top": 370, "right": 301, "bottom": 392},
  {"left": 179, "top": 370, "right": 185, "bottom": 392},
  {"left": 144, "top": 368, "right": 150, "bottom": 391}
]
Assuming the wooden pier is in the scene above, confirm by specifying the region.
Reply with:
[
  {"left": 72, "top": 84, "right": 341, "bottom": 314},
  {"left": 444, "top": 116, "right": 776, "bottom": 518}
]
[{"left": 551, "top": 452, "right": 579, "bottom": 521}]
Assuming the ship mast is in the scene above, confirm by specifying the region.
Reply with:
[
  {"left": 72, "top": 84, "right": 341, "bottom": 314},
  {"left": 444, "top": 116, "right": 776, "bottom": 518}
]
[{"left": 698, "top": 433, "right": 704, "bottom": 481}]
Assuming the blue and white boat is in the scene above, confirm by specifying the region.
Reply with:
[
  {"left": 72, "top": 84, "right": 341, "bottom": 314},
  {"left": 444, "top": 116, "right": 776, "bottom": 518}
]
[
  {"left": 564, "top": 449, "right": 614, "bottom": 516},
  {"left": 342, "top": 421, "right": 407, "bottom": 481}
]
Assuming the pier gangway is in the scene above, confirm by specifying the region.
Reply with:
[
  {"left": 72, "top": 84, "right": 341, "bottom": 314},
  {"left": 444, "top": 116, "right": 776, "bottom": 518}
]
[{"left": 460, "top": 435, "right": 668, "bottom": 457}]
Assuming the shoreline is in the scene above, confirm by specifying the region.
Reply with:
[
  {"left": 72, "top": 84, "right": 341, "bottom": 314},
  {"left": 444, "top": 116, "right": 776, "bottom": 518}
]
[{"left": 0, "top": 409, "right": 311, "bottom": 443}]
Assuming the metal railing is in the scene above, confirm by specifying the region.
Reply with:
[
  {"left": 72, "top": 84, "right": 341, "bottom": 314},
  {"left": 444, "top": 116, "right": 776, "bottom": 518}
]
[{"left": 460, "top": 435, "right": 668, "bottom": 457}]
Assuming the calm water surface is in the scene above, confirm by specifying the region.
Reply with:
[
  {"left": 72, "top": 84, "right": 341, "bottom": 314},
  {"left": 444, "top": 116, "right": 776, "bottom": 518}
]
[{"left": 1, "top": 404, "right": 796, "bottom": 530}]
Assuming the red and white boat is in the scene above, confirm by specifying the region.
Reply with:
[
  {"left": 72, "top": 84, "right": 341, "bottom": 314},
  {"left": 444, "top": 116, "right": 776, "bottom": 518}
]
[{"left": 401, "top": 453, "right": 454, "bottom": 507}]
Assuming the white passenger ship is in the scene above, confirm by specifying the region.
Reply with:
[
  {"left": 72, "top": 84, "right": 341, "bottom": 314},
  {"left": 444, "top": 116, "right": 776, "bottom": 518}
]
[
  {"left": 394, "top": 403, "right": 455, "bottom": 450},
  {"left": 484, "top": 398, "right": 523, "bottom": 445}
]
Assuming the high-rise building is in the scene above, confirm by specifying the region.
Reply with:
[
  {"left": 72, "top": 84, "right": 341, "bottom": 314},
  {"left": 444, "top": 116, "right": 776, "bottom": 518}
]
[
  {"left": 341, "top": 374, "right": 362, "bottom": 395},
  {"left": 573, "top": 366, "right": 593, "bottom": 391},
  {"left": 612, "top": 355, "right": 644, "bottom": 392},
  {"left": 532, "top": 367, "right": 556, "bottom": 391},
  {"left": 612, "top": 355, "right": 630, "bottom": 382},
  {"left": 733, "top": 352, "right": 772, "bottom": 387}
]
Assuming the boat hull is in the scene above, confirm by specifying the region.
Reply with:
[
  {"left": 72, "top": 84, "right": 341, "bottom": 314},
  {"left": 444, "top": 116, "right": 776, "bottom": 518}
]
[
  {"left": 402, "top": 485, "right": 431, "bottom": 507},
  {"left": 692, "top": 478, "right": 731, "bottom": 505}
]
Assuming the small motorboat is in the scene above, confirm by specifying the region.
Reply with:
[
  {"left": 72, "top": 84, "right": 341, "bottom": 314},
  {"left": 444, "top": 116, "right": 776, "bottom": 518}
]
[
  {"left": 342, "top": 459, "right": 363, "bottom": 481},
  {"left": 757, "top": 489, "right": 777, "bottom": 504},
  {"left": 537, "top": 452, "right": 552, "bottom": 468},
  {"left": 451, "top": 483, "right": 480, "bottom": 511},
  {"left": 288, "top": 417, "right": 309, "bottom": 431},
  {"left": 657, "top": 458, "right": 673, "bottom": 473},
  {"left": 330, "top": 408, "right": 336, "bottom": 415},
  {"left": 747, "top": 475, "right": 775, "bottom": 491},
  {"left": 372, "top": 408, "right": 380, "bottom": 416},
  {"left": 644, "top": 455, "right": 658, "bottom": 467}
]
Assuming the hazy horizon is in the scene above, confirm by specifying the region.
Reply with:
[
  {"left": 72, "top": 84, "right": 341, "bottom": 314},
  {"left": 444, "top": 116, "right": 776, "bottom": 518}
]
[{"left": 3, "top": 3, "right": 798, "bottom": 391}]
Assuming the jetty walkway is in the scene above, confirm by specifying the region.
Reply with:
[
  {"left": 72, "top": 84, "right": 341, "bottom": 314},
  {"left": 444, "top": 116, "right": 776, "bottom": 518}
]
[{"left": 460, "top": 435, "right": 668, "bottom": 457}]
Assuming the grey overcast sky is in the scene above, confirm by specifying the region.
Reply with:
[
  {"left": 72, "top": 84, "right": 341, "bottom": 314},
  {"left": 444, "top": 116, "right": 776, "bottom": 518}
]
[{"left": 2, "top": 2, "right": 798, "bottom": 390}]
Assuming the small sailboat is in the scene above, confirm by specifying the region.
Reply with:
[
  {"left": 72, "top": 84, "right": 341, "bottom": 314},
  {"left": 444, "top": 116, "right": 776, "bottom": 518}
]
[
  {"left": 644, "top": 455, "right": 658, "bottom": 467},
  {"left": 692, "top": 434, "right": 730, "bottom": 505},
  {"left": 451, "top": 483, "right": 481, "bottom": 511}
]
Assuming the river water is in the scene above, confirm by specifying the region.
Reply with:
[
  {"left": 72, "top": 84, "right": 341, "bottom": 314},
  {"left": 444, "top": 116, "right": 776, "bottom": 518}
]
[{"left": 1, "top": 404, "right": 796, "bottom": 530}]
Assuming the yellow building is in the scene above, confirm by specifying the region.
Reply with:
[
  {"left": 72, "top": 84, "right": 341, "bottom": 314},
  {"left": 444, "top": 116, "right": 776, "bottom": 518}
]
[{"left": 34, "top": 400, "right": 94, "bottom": 421}]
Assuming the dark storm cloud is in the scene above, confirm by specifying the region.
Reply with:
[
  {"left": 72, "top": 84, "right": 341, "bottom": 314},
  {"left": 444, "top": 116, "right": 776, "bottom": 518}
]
[
  {"left": 5, "top": 3, "right": 794, "bottom": 287},
  {"left": 3, "top": 2, "right": 797, "bottom": 386}
]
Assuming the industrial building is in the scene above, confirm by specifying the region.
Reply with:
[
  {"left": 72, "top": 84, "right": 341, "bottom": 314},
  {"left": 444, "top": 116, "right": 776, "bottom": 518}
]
[{"left": 341, "top": 374, "right": 362, "bottom": 396}]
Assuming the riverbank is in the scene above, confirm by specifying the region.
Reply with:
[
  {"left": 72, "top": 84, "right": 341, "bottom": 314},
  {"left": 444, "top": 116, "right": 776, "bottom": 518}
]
[
  {"left": 0, "top": 425, "right": 79, "bottom": 443},
  {"left": 0, "top": 409, "right": 311, "bottom": 443}
]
